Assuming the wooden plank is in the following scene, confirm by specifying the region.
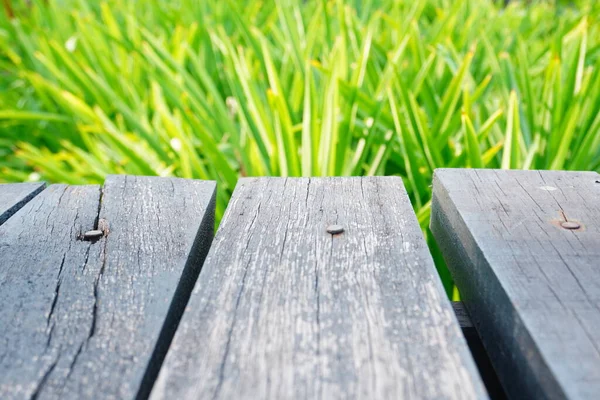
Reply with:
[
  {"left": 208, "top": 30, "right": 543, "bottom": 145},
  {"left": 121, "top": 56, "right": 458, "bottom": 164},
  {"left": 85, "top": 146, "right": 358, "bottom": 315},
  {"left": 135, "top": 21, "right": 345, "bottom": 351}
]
[
  {"left": 0, "top": 176, "right": 216, "bottom": 399},
  {"left": 430, "top": 168, "right": 600, "bottom": 400},
  {"left": 0, "top": 182, "right": 46, "bottom": 225},
  {"left": 452, "top": 302, "right": 507, "bottom": 400},
  {"left": 151, "top": 177, "right": 487, "bottom": 400},
  {"left": 452, "top": 301, "right": 474, "bottom": 329}
]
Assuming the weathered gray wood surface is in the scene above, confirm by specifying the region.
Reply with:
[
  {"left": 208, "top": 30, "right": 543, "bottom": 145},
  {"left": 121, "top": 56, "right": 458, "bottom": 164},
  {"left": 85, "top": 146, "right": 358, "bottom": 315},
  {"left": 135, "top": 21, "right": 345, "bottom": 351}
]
[
  {"left": 0, "top": 182, "right": 45, "bottom": 225},
  {"left": 0, "top": 176, "right": 216, "bottom": 399},
  {"left": 431, "top": 169, "right": 600, "bottom": 400},
  {"left": 151, "top": 177, "right": 487, "bottom": 400}
]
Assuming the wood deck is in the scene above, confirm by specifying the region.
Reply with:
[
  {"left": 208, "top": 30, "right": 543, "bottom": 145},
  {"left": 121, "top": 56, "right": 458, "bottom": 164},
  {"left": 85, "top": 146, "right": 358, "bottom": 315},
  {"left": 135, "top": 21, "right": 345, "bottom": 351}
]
[{"left": 1, "top": 169, "right": 599, "bottom": 399}]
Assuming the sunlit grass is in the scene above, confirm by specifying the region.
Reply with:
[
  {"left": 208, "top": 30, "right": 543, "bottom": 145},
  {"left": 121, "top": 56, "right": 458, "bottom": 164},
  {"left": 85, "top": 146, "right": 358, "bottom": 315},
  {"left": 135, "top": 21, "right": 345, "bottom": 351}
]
[{"left": 1, "top": 0, "right": 599, "bottom": 294}]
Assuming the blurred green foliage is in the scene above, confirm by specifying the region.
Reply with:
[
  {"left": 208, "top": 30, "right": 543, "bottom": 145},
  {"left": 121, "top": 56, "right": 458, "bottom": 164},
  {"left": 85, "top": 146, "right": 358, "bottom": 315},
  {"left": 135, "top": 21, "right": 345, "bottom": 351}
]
[{"left": 1, "top": 0, "right": 599, "bottom": 295}]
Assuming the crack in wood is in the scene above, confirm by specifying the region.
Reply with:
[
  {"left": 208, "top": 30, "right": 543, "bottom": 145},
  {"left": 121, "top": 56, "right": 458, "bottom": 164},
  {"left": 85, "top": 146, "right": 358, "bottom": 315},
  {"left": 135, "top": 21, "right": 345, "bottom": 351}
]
[
  {"left": 212, "top": 256, "right": 251, "bottom": 400},
  {"left": 1, "top": 177, "right": 217, "bottom": 400},
  {"left": 47, "top": 254, "right": 67, "bottom": 329},
  {"left": 152, "top": 177, "right": 486, "bottom": 400},
  {"left": 30, "top": 359, "right": 58, "bottom": 400}
]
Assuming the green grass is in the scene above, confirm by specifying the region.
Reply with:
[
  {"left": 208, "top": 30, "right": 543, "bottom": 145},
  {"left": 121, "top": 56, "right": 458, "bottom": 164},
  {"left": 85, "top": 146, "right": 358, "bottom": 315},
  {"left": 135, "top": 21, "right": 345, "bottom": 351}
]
[{"left": 1, "top": 0, "right": 599, "bottom": 296}]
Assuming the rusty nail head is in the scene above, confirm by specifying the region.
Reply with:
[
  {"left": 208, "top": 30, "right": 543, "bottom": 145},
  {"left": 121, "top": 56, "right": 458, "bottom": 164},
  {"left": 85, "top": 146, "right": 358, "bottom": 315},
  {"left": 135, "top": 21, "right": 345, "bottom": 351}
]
[
  {"left": 83, "top": 230, "right": 103, "bottom": 239},
  {"left": 560, "top": 221, "right": 581, "bottom": 230},
  {"left": 327, "top": 225, "right": 344, "bottom": 234}
]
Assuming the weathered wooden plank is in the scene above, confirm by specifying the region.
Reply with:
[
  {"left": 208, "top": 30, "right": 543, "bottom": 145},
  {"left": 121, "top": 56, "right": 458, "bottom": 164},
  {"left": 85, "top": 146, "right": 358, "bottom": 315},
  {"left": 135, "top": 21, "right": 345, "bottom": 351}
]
[
  {"left": 452, "top": 301, "right": 474, "bottom": 329},
  {"left": 430, "top": 168, "right": 600, "bottom": 400},
  {"left": 452, "top": 302, "right": 507, "bottom": 400},
  {"left": 0, "top": 176, "right": 216, "bottom": 399},
  {"left": 0, "top": 182, "right": 46, "bottom": 225},
  {"left": 151, "top": 177, "right": 487, "bottom": 400}
]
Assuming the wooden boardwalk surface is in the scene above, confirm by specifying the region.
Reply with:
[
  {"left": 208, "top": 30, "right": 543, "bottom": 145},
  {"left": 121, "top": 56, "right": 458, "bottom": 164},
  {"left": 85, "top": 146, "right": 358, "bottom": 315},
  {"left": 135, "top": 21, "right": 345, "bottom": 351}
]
[
  {"left": 431, "top": 169, "right": 600, "bottom": 400},
  {"left": 1, "top": 170, "right": 599, "bottom": 399}
]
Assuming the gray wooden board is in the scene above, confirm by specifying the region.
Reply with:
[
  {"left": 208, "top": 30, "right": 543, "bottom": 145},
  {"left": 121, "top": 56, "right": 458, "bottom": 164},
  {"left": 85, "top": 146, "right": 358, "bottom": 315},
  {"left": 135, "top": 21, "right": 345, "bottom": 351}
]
[
  {"left": 430, "top": 169, "right": 600, "bottom": 400},
  {"left": 151, "top": 177, "right": 487, "bottom": 400},
  {"left": 0, "top": 175, "right": 216, "bottom": 399},
  {"left": 0, "top": 182, "right": 46, "bottom": 226},
  {"left": 452, "top": 302, "right": 474, "bottom": 329}
]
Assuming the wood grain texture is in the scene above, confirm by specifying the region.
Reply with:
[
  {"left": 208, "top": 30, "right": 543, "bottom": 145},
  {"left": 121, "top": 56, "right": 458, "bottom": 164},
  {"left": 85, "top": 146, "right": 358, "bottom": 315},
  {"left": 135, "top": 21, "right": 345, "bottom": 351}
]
[
  {"left": 430, "top": 168, "right": 600, "bottom": 400},
  {"left": 151, "top": 177, "right": 487, "bottom": 400},
  {"left": 0, "top": 176, "right": 216, "bottom": 400},
  {"left": 0, "top": 182, "right": 46, "bottom": 225}
]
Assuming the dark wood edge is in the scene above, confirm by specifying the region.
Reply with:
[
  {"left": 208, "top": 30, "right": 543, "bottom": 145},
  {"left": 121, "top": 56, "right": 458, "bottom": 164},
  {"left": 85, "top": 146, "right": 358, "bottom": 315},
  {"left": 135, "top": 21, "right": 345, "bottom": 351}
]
[{"left": 0, "top": 182, "right": 46, "bottom": 226}]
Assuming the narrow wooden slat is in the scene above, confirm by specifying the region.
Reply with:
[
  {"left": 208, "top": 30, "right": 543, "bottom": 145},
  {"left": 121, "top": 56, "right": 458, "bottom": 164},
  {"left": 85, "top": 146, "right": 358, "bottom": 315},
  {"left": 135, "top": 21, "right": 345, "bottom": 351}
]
[
  {"left": 0, "top": 176, "right": 216, "bottom": 399},
  {"left": 431, "top": 168, "right": 600, "bottom": 400},
  {"left": 452, "top": 301, "right": 474, "bottom": 329},
  {"left": 452, "top": 302, "right": 507, "bottom": 400},
  {"left": 0, "top": 182, "right": 45, "bottom": 225},
  {"left": 151, "top": 177, "right": 487, "bottom": 400}
]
